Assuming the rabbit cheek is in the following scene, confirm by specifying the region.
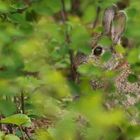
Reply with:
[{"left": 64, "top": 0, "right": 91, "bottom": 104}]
[{"left": 104, "top": 60, "right": 119, "bottom": 70}]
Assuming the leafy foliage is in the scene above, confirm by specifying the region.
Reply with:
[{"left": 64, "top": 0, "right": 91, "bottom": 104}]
[{"left": 0, "top": 0, "right": 139, "bottom": 140}]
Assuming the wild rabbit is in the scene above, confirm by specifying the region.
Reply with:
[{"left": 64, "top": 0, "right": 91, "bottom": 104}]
[{"left": 74, "top": 4, "right": 140, "bottom": 109}]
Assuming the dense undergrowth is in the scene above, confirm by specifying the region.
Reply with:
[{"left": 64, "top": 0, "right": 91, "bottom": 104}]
[{"left": 0, "top": 0, "right": 139, "bottom": 140}]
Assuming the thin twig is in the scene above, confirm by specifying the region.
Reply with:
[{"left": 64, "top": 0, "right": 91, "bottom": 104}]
[
  {"left": 19, "top": 126, "right": 26, "bottom": 140},
  {"left": 61, "top": 0, "right": 67, "bottom": 22},
  {"left": 23, "top": 127, "right": 32, "bottom": 140},
  {"left": 60, "top": 0, "right": 76, "bottom": 81},
  {"left": 21, "top": 91, "right": 25, "bottom": 114}
]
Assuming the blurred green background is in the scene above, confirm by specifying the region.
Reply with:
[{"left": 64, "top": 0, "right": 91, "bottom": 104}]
[{"left": 0, "top": 0, "right": 139, "bottom": 140}]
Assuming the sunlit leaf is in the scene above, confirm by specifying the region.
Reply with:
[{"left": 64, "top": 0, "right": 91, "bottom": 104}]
[
  {"left": 127, "top": 48, "right": 140, "bottom": 64},
  {"left": 0, "top": 2, "right": 9, "bottom": 12},
  {"left": 4, "top": 134, "right": 20, "bottom": 140},
  {"left": 77, "top": 63, "right": 102, "bottom": 77},
  {"left": 115, "top": 44, "right": 125, "bottom": 54},
  {"left": 35, "top": 129, "right": 54, "bottom": 140},
  {"left": 0, "top": 114, "right": 31, "bottom": 127},
  {"left": 99, "top": 36, "right": 112, "bottom": 47},
  {"left": 0, "top": 131, "right": 5, "bottom": 140}
]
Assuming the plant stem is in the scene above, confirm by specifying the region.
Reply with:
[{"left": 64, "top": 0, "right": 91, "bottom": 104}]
[
  {"left": 21, "top": 91, "right": 25, "bottom": 114},
  {"left": 19, "top": 126, "right": 26, "bottom": 140},
  {"left": 61, "top": 0, "right": 67, "bottom": 22},
  {"left": 23, "top": 127, "right": 32, "bottom": 140},
  {"left": 60, "top": 0, "right": 76, "bottom": 81}
]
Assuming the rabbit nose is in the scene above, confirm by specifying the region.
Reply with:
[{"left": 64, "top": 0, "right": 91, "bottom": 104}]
[{"left": 93, "top": 46, "right": 103, "bottom": 56}]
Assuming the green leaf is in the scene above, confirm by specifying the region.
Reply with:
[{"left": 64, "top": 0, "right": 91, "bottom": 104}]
[
  {"left": 0, "top": 131, "right": 5, "bottom": 140},
  {"left": 35, "top": 129, "right": 54, "bottom": 140},
  {"left": 9, "top": 13, "right": 26, "bottom": 24},
  {"left": 127, "top": 8, "right": 137, "bottom": 17},
  {"left": 25, "top": 10, "right": 38, "bottom": 22},
  {"left": 99, "top": 36, "right": 112, "bottom": 47},
  {"left": 71, "top": 24, "right": 90, "bottom": 54},
  {"left": 115, "top": 44, "right": 125, "bottom": 54},
  {"left": 101, "top": 52, "right": 112, "bottom": 62},
  {"left": 99, "top": 0, "right": 119, "bottom": 8},
  {"left": 0, "top": 2, "right": 8, "bottom": 12},
  {"left": 45, "top": 0, "right": 61, "bottom": 14},
  {"left": 0, "top": 114, "right": 31, "bottom": 127},
  {"left": 0, "top": 100, "right": 16, "bottom": 116},
  {"left": 127, "top": 74, "right": 138, "bottom": 83},
  {"left": 33, "top": 0, "right": 61, "bottom": 15},
  {"left": 82, "top": 6, "right": 96, "bottom": 22},
  {"left": 10, "top": 1, "right": 26, "bottom": 9},
  {"left": 4, "top": 134, "right": 20, "bottom": 140},
  {"left": 127, "top": 48, "right": 140, "bottom": 64},
  {"left": 77, "top": 63, "right": 102, "bottom": 77}
]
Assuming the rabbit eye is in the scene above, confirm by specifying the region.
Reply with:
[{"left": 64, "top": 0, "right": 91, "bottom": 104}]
[{"left": 93, "top": 46, "right": 103, "bottom": 56}]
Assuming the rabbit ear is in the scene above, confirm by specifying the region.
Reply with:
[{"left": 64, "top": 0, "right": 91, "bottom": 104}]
[
  {"left": 111, "top": 11, "right": 127, "bottom": 44},
  {"left": 102, "top": 5, "right": 118, "bottom": 36}
]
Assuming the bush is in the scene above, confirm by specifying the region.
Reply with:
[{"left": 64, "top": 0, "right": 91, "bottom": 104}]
[{"left": 0, "top": 0, "right": 139, "bottom": 140}]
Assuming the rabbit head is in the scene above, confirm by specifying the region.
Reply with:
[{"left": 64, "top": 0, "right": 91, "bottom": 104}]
[{"left": 89, "top": 4, "right": 127, "bottom": 70}]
